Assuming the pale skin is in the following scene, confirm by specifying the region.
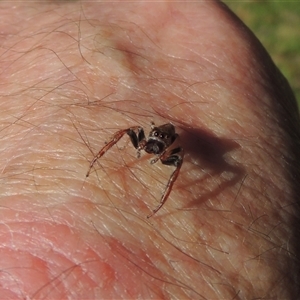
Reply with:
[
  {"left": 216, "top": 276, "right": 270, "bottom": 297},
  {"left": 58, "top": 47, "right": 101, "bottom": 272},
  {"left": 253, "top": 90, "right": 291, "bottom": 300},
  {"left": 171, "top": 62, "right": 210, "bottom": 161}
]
[{"left": 0, "top": 1, "right": 299, "bottom": 299}]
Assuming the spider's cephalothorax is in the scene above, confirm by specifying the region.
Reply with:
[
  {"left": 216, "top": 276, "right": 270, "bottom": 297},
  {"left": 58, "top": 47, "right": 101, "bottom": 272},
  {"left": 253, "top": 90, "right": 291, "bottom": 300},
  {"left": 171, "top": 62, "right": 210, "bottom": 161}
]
[
  {"left": 129, "top": 123, "right": 178, "bottom": 156},
  {"left": 86, "top": 123, "right": 183, "bottom": 218}
]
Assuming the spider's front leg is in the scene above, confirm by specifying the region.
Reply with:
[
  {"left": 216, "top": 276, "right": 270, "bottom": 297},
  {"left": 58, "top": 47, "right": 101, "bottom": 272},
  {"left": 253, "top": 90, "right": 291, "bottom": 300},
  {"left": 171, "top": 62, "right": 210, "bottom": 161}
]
[
  {"left": 126, "top": 127, "right": 146, "bottom": 158},
  {"left": 147, "top": 147, "right": 184, "bottom": 218},
  {"left": 86, "top": 126, "right": 142, "bottom": 177}
]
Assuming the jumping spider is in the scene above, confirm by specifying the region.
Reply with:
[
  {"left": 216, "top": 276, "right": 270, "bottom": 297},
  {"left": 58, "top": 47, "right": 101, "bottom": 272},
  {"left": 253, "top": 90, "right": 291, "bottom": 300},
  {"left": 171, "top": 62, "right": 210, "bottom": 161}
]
[{"left": 86, "top": 123, "right": 183, "bottom": 218}]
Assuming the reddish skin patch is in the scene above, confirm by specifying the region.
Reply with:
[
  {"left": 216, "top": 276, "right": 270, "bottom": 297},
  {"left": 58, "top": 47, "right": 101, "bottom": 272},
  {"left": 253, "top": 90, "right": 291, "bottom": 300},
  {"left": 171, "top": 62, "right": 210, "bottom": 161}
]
[{"left": 0, "top": 205, "right": 164, "bottom": 299}]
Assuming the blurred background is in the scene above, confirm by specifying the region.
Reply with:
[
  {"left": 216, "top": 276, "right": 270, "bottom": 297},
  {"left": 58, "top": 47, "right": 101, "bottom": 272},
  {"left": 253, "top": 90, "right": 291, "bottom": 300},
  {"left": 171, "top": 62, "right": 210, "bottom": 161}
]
[{"left": 224, "top": 1, "right": 300, "bottom": 110}]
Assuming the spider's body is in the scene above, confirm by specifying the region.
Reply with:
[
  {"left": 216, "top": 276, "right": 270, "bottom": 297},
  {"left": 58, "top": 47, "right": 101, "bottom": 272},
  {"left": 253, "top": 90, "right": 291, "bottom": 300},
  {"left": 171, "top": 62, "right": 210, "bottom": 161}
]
[
  {"left": 86, "top": 123, "right": 183, "bottom": 218},
  {"left": 138, "top": 123, "right": 177, "bottom": 155}
]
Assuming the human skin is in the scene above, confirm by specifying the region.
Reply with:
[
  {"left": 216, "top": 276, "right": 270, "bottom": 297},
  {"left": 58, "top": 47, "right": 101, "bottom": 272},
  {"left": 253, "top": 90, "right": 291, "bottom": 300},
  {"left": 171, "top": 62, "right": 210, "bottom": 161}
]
[{"left": 0, "top": 1, "right": 299, "bottom": 299}]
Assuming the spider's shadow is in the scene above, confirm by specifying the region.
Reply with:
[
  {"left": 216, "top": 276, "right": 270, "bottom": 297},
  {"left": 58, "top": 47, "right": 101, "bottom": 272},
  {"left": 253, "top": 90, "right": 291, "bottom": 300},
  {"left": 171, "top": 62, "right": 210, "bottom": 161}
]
[{"left": 178, "top": 126, "right": 246, "bottom": 209}]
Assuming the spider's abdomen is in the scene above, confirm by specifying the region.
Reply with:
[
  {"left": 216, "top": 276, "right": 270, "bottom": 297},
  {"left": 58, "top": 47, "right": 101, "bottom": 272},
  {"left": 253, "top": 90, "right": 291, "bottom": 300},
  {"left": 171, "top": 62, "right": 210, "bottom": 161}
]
[{"left": 144, "top": 139, "right": 165, "bottom": 155}]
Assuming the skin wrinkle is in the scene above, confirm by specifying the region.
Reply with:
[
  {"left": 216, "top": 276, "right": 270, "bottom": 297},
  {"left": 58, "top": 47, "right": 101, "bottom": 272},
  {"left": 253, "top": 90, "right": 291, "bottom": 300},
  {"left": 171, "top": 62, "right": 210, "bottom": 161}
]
[{"left": 0, "top": 1, "right": 299, "bottom": 299}]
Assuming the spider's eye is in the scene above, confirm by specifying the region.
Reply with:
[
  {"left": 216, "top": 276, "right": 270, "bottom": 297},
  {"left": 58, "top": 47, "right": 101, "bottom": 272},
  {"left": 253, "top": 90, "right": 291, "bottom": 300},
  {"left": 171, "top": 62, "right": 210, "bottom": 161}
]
[{"left": 153, "top": 131, "right": 158, "bottom": 137}]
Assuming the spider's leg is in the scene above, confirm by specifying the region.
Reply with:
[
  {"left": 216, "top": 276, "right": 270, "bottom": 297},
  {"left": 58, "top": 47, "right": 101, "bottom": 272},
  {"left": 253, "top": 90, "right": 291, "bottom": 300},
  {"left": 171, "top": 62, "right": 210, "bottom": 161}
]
[
  {"left": 86, "top": 127, "right": 140, "bottom": 177},
  {"left": 127, "top": 127, "right": 145, "bottom": 158},
  {"left": 150, "top": 133, "right": 179, "bottom": 165},
  {"left": 150, "top": 153, "right": 164, "bottom": 165},
  {"left": 127, "top": 127, "right": 145, "bottom": 148},
  {"left": 147, "top": 147, "right": 183, "bottom": 218},
  {"left": 160, "top": 147, "right": 183, "bottom": 166}
]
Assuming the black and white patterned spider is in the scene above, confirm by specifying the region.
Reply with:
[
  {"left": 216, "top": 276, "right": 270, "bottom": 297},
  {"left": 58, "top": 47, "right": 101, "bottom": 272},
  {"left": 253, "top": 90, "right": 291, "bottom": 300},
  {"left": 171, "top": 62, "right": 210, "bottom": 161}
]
[{"left": 86, "top": 123, "right": 183, "bottom": 218}]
